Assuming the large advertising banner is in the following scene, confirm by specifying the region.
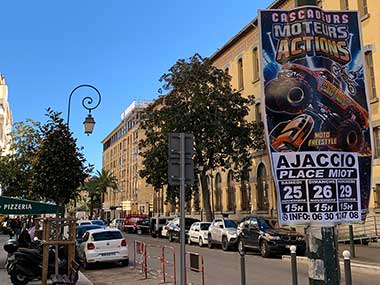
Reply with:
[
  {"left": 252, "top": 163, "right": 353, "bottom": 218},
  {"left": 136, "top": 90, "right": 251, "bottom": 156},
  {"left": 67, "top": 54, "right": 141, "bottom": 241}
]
[{"left": 259, "top": 6, "right": 372, "bottom": 225}]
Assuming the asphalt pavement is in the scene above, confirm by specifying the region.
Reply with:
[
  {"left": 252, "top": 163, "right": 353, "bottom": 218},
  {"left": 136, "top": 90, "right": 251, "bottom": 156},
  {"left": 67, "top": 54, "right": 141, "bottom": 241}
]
[{"left": 81, "top": 233, "right": 380, "bottom": 285}]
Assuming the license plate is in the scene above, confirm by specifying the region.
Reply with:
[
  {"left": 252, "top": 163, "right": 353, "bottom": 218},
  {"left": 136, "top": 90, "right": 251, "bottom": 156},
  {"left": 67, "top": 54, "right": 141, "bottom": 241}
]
[{"left": 101, "top": 252, "right": 116, "bottom": 256}]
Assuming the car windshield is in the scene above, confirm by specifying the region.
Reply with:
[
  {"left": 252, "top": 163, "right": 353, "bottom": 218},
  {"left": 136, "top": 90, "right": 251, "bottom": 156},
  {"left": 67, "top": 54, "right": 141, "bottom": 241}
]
[
  {"left": 258, "top": 218, "right": 272, "bottom": 230},
  {"left": 92, "top": 231, "right": 122, "bottom": 241},
  {"left": 91, "top": 220, "right": 104, "bottom": 225},
  {"left": 200, "top": 223, "right": 211, "bottom": 230},
  {"left": 159, "top": 219, "right": 167, "bottom": 224},
  {"left": 80, "top": 222, "right": 91, "bottom": 225},
  {"left": 185, "top": 219, "right": 199, "bottom": 229},
  {"left": 224, "top": 220, "right": 237, "bottom": 228}
]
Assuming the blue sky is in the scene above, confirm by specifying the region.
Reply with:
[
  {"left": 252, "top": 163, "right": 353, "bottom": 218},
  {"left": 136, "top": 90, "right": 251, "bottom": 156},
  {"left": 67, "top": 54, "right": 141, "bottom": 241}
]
[{"left": 1, "top": 0, "right": 272, "bottom": 171}]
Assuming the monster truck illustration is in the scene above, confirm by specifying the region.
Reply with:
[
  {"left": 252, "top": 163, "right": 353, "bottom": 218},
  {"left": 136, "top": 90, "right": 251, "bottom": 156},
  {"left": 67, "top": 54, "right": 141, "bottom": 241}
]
[
  {"left": 265, "top": 63, "right": 369, "bottom": 154},
  {"left": 270, "top": 114, "right": 314, "bottom": 152}
]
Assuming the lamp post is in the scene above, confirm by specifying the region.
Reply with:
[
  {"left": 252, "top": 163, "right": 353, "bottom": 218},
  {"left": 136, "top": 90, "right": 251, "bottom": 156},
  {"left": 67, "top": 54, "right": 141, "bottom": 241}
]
[
  {"left": 67, "top": 84, "right": 102, "bottom": 135},
  {"left": 66, "top": 84, "right": 102, "bottom": 210}
]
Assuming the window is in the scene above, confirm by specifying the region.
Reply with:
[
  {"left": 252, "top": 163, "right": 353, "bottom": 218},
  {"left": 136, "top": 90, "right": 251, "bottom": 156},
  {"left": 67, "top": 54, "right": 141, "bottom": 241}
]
[
  {"left": 375, "top": 184, "right": 380, "bottom": 208},
  {"left": 374, "top": 127, "right": 380, "bottom": 159},
  {"left": 92, "top": 231, "right": 122, "bottom": 241},
  {"left": 358, "top": 0, "right": 368, "bottom": 17},
  {"left": 237, "top": 57, "right": 244, "bottom": 90},
  {"left": 317, "top": 0, "right": 323, "bottom": 8},
  {"left": 340, "top": 0, "right": 349, "bottom": 10},
  {"left": 255, "top": 103, "right": 262, "bottom": 123},
  {"left": 252, "top": 47, "right": 259, "bottom": 81},
  {"left": 365, "top": 50, "right": 377, "bottom": 99}
]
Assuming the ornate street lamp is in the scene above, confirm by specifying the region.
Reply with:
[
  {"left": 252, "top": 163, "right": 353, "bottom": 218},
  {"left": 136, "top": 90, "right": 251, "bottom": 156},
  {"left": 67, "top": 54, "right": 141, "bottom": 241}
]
[{"left": 67, "top": 84, "right": 101, "bottom": 135}]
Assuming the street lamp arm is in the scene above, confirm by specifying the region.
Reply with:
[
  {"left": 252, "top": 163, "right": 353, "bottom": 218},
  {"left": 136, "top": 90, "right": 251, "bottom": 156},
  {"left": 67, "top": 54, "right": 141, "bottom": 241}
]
[{"left": 67, "top": 84, "right": 102, "bottom": 127}]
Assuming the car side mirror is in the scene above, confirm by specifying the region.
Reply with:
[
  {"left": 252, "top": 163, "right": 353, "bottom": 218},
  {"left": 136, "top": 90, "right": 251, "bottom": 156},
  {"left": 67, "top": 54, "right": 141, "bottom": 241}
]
[
  {"left": 195, "top": 229, "right": 199, "bottom": 232},
  {"left": 219, "top": 224, "right": 224, "bottom": 229}
]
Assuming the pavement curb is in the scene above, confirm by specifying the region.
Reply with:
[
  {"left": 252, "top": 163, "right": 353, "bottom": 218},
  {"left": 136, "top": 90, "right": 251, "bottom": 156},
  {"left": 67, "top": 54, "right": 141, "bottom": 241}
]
[
  {"left": 282, "top": 255, "right": 380, "bottom": 274},
  {"left": 78, "top": 271, "right": 94, "bottom": 285}
]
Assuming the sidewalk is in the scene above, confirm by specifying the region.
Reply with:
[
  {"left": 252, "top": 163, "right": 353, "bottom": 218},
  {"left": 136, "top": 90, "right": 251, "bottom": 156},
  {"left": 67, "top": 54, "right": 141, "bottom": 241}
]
[
  {"left": 282, "top": 243, "right": 380, "bottom": 274},
  {"left": 0, "top": 234, "right": 93, "bottom": 285}
]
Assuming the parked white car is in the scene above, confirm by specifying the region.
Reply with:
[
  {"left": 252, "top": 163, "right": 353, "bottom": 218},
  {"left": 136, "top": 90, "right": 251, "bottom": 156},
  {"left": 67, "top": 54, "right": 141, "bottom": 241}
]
[
  {"left": 76, "top": 228, "right": 129, "bottom": 269},
  {"left": 208, "top": 218, "right": 238, "bottom": 251},
  {"left": 76, "top": 220, "right": 92, "bottom": 226},
  {"left": 188, "top": 222, "right": 211, "bottom": 247},
  {"left": 160, "top": 220, "right": 174, "bottom": 238},
  {"left": 110, "top": 218, "right": 124, "bottom": 229}
]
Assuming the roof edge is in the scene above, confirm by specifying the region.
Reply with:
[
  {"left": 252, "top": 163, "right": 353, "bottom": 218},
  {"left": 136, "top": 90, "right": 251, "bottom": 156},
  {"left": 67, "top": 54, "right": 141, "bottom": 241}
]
[{"left": 209, "top": 0, "right": 289, "bottom": 63}]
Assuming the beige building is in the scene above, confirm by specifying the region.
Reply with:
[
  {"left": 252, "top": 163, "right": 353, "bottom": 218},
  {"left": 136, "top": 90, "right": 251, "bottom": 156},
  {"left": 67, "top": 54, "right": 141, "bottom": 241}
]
[
  {"left": 175, "top": 0, "right": 380, "bottom": 222},
  {"left": 102, "top": 101, "right": 153, "bottom": 219},
  {"left": 0, "top": 75, "right": 13, "bottom": 156}
]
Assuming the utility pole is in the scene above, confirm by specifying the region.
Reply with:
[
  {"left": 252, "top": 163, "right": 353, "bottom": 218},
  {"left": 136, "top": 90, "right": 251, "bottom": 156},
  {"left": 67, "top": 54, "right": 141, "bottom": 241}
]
[
  {"left": 168, "top": 133, "right": 194, "bottom": 285},
  {"left": 295, "top": 2, "right": 340, "bottom": 284}
]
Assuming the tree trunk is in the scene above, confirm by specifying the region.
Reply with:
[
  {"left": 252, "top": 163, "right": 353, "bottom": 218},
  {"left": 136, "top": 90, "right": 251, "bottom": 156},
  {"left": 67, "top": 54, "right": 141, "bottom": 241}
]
[
  {"left": 200, "top": 172, "right": 213, "bottom": 221},
  {"left": 89, "top": 196, "right": 94, "bottom": 219}
]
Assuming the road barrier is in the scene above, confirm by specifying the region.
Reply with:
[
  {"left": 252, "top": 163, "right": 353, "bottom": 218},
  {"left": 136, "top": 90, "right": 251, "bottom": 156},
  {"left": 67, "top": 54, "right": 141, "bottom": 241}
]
[
  {"left": 133, "top": 241, "right": 179, "bottom": 284},
  {"left": 163, "top": 245, "right": 176, "bottom": 284},
  {"left": 133, "top": 240, "right": 146, "bottom": 277},
  {"left": 185, "top": 251, "right": 205, "bottom": 285}
]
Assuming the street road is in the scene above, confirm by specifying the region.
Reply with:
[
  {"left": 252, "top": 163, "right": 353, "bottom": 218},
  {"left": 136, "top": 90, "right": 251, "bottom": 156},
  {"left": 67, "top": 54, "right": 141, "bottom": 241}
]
[{"left": 82, "top": 233, "right": 380, "bottom": 285}]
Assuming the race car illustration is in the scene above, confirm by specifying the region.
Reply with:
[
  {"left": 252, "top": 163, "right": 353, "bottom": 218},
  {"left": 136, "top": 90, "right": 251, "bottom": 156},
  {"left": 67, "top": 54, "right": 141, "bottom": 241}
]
[
  {"left": 270, "top": 114, "right": 314, "bottom": 152},
  {"left": 265, "top": 63, "right": 370, "bottom": 154}
]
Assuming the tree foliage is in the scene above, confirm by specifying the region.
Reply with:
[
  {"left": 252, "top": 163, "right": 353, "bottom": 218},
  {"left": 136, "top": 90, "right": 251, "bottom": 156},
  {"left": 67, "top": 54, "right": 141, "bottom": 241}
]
[
  {"left": 31, "top": 109, "right": 91, "bottom": 206},
  {"left": 0, "top": 120, "right": 41, "bottom": 199},
  {"left": 140, "top": 54, "right": 265, "bottom": 220}
]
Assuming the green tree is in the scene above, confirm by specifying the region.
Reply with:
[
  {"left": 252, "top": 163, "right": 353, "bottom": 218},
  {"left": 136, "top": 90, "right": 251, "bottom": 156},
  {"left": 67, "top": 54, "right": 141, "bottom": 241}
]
[
  {"left": 0, "top": 120, "right": 41, "bottom": 199},
  {"left": 32, "top": 109, "right": 91, "bottom": 210},
  {"left": 94, "top": 169, "right": 118, "bottom": 215},
  {"left": 140, "top": 54, "right": 264, "bottom": 221},
  {"left": 82, "top": 177, "right": 101, "bottom": 218}
]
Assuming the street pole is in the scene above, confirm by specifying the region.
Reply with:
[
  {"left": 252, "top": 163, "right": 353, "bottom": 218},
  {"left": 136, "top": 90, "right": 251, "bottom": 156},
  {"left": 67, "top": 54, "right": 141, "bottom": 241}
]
[
  {"left": 180, "top": 133, "right": 186, "bottom": 285},
  {"left": 349, "top": 225, "right": 356, "bottom": 258},
  {"left": 294, "top": 1, "right": 340, "bottom": 284}
]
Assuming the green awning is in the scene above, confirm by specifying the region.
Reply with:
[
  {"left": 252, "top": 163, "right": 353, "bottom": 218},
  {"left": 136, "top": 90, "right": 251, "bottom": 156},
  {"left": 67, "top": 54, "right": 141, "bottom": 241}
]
[{"left": 0, "top": 196, "right": 59, "bottom": 215}]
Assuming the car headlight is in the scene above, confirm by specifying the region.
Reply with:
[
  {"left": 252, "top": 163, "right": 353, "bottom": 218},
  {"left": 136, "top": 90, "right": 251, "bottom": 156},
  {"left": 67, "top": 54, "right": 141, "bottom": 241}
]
[{"left": 265, "top": 233, "right": 281, "bottom": 240}]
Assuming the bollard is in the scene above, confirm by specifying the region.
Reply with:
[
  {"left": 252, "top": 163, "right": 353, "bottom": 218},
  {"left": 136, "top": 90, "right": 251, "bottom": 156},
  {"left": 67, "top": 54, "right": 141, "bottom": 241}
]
[
  {"left": 290, "top": 245, "right": 298, "bottom": 285},
  {"left": 239, "top": 249, "right": 246, "bottom": 285},
  {"left": 343, "top": 250, "right": 352, "bottom": 285}
]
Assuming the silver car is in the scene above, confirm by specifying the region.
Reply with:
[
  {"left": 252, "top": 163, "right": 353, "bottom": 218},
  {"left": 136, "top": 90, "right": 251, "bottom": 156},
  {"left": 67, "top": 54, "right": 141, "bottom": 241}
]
[{"left": 208, "top": 218, "right": 238, "bottom": 251}]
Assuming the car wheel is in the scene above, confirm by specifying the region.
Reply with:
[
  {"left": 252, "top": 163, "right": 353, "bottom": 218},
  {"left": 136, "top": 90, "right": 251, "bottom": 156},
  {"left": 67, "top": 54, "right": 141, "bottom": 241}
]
[
  {"left": 207, "top": 235, "right": 213, "bottom": 249},
  {"left": 121, "top": 259, "right": 129, "bottom": 267},
  {"left": 137, "top": 229, "right": 142, "bottom": 235},
  {"left": 265, "top": 77, "right": 313, "bottom": 115},
  {"left": 83, "top": 256, "right": 91, "bottom": 270},
  {"left": 222, "top": 236, "right": 229, "bottom": 251},
  {"left": 199, "top": 237, "right": 204, "bottom": 247},
  {"left": 238, "top": 240, "right": 246, "bottom": 255},
  {"left": 151, "top": 231, "right": 157, "bottom": 238},
  {"left": 260, "top": 241, "right": 271, "bottom": 258},
  {"left": 337, "top": 119, "right": 364, "bottom": 152},
  {"left": 168, "top": 232, "right": 174, "bottom": 242}
]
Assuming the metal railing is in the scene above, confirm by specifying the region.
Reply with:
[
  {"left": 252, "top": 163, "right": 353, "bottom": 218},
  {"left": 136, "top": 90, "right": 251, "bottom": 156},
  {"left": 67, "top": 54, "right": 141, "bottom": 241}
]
[{"left": 338, "top": 214, "right": 379, "bottom": 243}]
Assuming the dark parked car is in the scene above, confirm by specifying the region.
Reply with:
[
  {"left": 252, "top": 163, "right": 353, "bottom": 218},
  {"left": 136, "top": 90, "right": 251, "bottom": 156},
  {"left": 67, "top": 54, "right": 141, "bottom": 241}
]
[
  {"left": 167, "top": 217, "right": 200, "bottom": 242},
  {"left": 237, "top": 216, "right": 306, "bottom": 258},
  {"left": 136, "top": 219, "right": 151, "bottom": 235}
]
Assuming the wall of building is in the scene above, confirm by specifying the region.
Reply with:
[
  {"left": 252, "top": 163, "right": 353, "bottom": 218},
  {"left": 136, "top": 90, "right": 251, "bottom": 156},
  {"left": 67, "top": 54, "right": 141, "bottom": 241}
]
[
  {"left": 186, "top": 0, "right": 380, "bottom": 220},
  {"left": 102, "top": 101, "right": 154, "bottom": 218},
  {"left": 0, "top": 75, "right": 13, "bottom": 156}
]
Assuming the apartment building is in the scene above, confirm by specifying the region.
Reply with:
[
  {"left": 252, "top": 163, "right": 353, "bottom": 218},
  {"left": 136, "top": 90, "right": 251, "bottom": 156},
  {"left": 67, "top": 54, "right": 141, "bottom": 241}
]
[
  {"left": 101, "top": 101, "right": 153, "bottom": 219},
  {"left": 0, "top": 75, "right": 12, "bottom": 156},
  {"left": 198, "top": 0, "right": 380, "bottom": 220}
]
